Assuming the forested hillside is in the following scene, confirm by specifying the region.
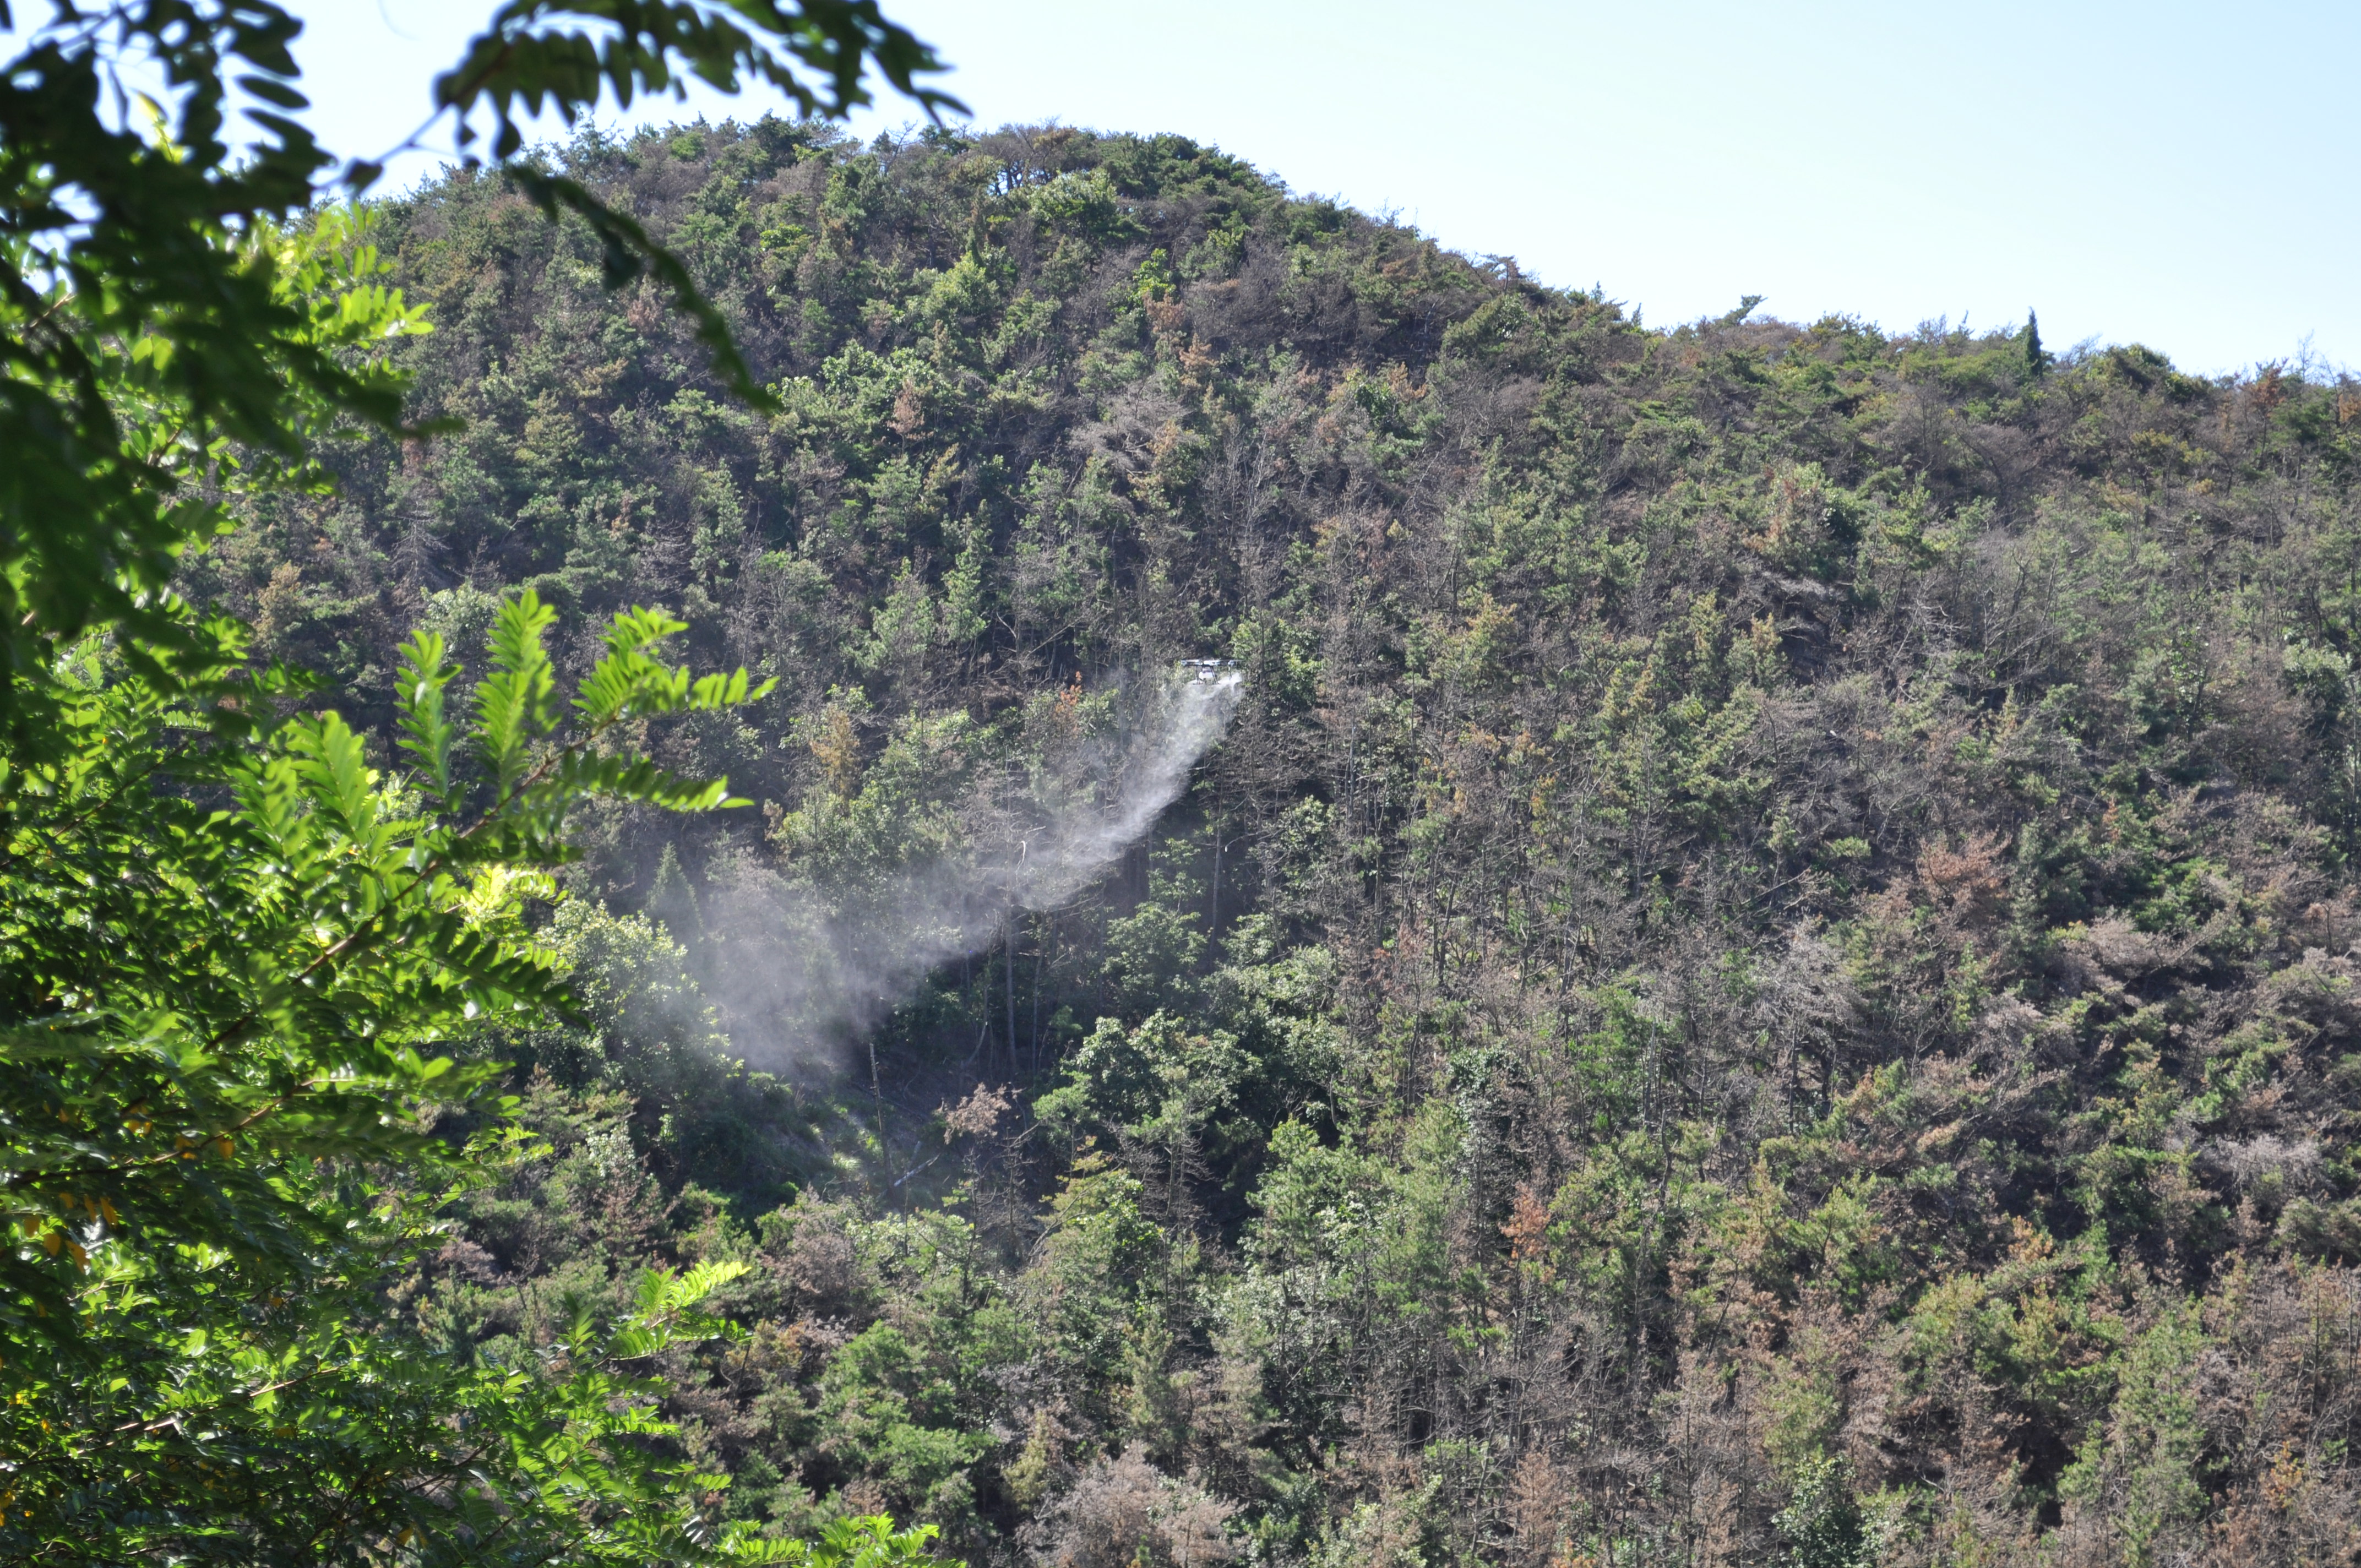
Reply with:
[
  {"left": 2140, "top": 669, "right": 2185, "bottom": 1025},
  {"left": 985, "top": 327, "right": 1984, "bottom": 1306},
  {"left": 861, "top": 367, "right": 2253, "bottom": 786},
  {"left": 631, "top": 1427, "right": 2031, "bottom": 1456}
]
[{"left": 204, "top": 117, "right": 2361, "bottom": 1566}]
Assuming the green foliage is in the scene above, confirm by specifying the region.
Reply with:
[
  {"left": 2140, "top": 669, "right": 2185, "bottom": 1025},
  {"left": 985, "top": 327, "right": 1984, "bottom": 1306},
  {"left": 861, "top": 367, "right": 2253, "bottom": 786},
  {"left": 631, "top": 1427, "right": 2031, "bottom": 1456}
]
[
  {"left": 1774, "top": 1456, "right": 1872, "bottom": 1568},
  {"left": 26, "top": 6, "right": 2361, "bottom": 1557},
  {"left": 319, "top": 122, "right": 2361, "bottom": 1561},
  {"left": 0, "top": 585, "right": 789, "bottom": 1559},
  {"left": 776, "top": 1516, "right": 955, "bottom": 1568},
  {"left": 0, "top": 1, "right": 957, "bottom": 1562},
  {"left": 3, "top": 1245, "right": 785, "bottom": 1565},
  {"left": 436, "top": 2, "right": 960, "bottom": 165},
  {"left": 0, "top": 0, "right": 948, "bottom": 722},
  {"left": 0, "top": 7, "right": 412, "bottom": 716}
]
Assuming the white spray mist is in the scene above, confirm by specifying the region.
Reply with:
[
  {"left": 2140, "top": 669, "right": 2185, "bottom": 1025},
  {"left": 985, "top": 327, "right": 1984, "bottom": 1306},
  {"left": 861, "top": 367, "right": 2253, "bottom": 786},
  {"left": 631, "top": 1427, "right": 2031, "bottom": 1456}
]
[{"left": 691, "top": 668, "right": 1244, "bottom": 1072}]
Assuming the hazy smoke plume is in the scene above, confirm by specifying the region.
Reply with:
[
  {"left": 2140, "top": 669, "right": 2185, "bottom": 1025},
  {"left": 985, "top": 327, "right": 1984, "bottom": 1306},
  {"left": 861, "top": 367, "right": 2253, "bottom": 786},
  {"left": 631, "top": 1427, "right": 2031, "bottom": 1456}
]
[{"left": 692, "top": 669, "right": 1243, "bottom": 1070}]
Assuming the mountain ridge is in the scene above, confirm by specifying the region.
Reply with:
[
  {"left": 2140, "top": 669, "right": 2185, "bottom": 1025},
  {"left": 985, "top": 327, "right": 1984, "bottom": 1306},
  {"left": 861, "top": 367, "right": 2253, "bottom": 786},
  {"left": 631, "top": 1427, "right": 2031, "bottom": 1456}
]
[{"left": 199, "top": 113, "right": 2361, "bottom": 1566}]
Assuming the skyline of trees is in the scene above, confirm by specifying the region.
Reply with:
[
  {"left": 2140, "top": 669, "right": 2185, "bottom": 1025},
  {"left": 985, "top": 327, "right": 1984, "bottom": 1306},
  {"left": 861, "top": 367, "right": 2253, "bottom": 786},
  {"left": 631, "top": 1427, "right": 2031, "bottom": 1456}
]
[
  {"left": 191, "top": 111, "right": 2361, "bottom": 1565},
  {"left": 12, "top": 4, "right": 2361, "bottom": 1565}
]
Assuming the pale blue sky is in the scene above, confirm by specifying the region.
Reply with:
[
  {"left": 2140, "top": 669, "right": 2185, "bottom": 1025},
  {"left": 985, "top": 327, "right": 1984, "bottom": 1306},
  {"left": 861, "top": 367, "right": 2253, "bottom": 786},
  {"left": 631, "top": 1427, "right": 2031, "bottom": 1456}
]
[{"left": 136, "top": 3, "right": 2361, "bottom": 373}]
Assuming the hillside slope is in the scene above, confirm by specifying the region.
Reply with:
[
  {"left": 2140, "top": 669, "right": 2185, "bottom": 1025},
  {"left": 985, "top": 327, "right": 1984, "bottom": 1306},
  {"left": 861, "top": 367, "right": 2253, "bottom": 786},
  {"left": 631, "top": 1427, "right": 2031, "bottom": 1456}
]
[{"left": 205, "top": 118, "right": 2361, "bottom": 1566}]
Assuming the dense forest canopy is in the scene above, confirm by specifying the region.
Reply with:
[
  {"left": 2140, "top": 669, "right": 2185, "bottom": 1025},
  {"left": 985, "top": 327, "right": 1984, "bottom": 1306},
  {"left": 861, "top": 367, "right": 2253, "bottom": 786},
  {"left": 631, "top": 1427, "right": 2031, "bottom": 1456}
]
[
  {"left": 181, "top": 112, "right": 2361, "bottom": 1566},
  {"left": 0, "top": 6, "right": 954, "bottom": 1563},
  {"left": 13, "top": 4, "right": 2361, "bottom": 1554}
]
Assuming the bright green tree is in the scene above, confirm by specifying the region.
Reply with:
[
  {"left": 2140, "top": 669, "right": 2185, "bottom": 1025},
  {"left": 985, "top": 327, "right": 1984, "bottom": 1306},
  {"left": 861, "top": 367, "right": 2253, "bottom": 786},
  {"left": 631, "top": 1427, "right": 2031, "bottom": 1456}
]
[{"left": 0, "top": 2, "right": 960, "bottom": 1562}]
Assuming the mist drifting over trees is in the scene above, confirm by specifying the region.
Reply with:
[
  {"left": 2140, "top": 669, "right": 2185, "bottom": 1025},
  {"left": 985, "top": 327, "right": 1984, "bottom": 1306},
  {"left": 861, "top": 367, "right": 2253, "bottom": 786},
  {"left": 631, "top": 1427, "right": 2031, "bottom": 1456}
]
[{"left": 156, "top": 109, "right": 2361, "bottom": 1566}]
